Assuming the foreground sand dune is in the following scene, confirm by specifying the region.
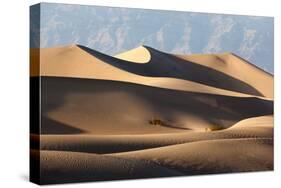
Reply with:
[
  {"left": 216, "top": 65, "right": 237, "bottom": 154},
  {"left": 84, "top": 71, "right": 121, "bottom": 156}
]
[
  {"left": 34, "top": 150, "right": 182, "bottom": 184},
  {"left": 34, "top": 137, "right": 272, "bottom": 184},
  {"left": 30, "top": 44, "right": 274, "bottom": 184},
  {"left": 32, "top": 115, "right": 273, "bottom": 184},
  {"left": 111, "top": 138, "right": 273, "bottom": 174}
]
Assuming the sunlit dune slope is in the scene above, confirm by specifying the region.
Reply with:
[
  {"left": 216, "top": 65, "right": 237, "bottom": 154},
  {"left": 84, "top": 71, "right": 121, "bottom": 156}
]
[
  {"left": 110, "top": 138, "right": 272, "bottom": 174},
  {"left": 114, "top": 45, "right": 151, "bottom": 63},
  {"left": 229, "top": 115, "right": 273, "bottom": 129}
]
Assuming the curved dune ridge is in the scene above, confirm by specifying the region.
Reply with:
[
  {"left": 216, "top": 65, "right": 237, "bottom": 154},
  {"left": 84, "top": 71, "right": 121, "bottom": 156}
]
[
  {"left": 229, "top": 115, "right": 273, "bottom": 129},
  {"left": 114, "top": 45, "right": 151, "bottom": 63},
  {"left": 30, "top": 44, "right": 274, "bottom": 184}
]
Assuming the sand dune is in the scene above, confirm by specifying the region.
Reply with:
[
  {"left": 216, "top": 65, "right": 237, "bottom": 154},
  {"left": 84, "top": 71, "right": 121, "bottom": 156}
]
[
  {"left": 110, "top": 138, "right": 273, "bottom": 174},
  {"left": 35, "top": 149, "right": 182, "bottom": 184},
  {"left": 176, "top": 53, "right": 273, "bottom": 98},
  {"left": 31, "top": 115, "right": 273, "bottom": 183},
  {"left": 40, "top": 77, "right": 272, "bottom": 134},
  {"left": 34, "top": 137, "right": 272, "bottom": 184},
  {"left": 80, "top": 45, "right": 268, "bottom": 97},
  {"left": 31, "top": 45, "right": 272, "bottom": 98},
  {"left": 38, "top": 116, "right": 273, "bottom": 154},
  {"left": 30, "top": 44, "right": 274, "bottom": 184}
]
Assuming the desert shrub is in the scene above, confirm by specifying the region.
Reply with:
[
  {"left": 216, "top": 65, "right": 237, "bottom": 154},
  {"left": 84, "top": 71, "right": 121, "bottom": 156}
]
[
  {"left": 149, "top": 118, "right": 165, "bottom": 126},
  {"left": 205, "top": 126, "right": 224, "bottom": 132}
]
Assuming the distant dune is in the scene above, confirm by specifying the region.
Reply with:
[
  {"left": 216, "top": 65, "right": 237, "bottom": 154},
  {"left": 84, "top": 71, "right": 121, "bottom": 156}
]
[
  {"left": 176, "top": 53, "right": 273, "bottom": 98},
  {"left": 30, "top": 44, "right": 274, "bottom": 184},
  {"left": 31, "top": 45, "right": 272, "bottom": 98}
]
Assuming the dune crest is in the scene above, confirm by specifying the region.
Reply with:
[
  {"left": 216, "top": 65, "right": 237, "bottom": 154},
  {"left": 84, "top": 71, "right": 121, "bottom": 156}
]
[
  {"left": 114, "top": 45, "right": 151, "bottom": 63},
  {"left": 230, "top": 115, "right": 273, "bottom": 129}
]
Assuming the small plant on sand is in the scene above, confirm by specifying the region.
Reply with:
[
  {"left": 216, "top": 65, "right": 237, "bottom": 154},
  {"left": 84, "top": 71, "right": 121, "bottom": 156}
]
[
  {"left": 205, "top": 127, "right": 212, "bottom": 132},
  {"left": 205, "top": 126, "right": 224, "bottom": 132},
  {"left": 149, "top": 117, "right": 165, "bottom": 126}
]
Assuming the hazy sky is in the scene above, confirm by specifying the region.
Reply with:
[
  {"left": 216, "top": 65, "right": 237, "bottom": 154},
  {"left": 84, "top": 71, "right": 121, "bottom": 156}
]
[{"left": 30, "top": 3, "right": 274, "bottom": 73}]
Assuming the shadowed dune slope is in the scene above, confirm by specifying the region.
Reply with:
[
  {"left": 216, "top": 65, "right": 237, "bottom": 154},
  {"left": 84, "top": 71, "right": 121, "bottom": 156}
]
[
  {"left": 114, "top": 46, "right": 273, "bottom": 98},
  {"left": 40, "top": 77, "right": 273, "bottom": 134},
  {"left": 32, "top": 150, "right": 182, "bottom": 184},
  {"left": 176, "top": 53, "right": 273, "bottom": 98},
  {"left": 80, "top": 45, "right": 268, "bottom": 97}
]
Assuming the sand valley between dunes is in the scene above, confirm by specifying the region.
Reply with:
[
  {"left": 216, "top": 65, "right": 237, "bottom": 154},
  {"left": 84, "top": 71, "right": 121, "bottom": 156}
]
[{"left": 30, "top": 44, "right": 274, "bottom": 184}]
